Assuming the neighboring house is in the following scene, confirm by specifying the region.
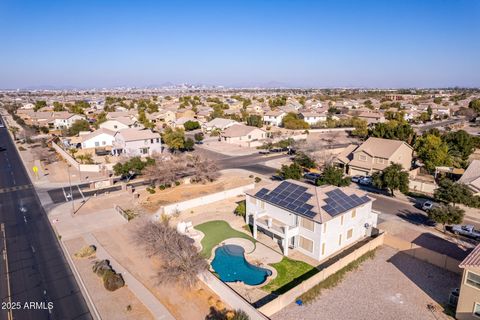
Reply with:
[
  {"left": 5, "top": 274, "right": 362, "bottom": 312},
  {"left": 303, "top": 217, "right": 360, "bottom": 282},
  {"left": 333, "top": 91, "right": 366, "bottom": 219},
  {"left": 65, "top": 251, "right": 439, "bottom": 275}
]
[
  {"left": 355, "top": 111, "right": 386, "bottom": 125},
  {"left": 300, "top": 111, "right": 328, "bottom": 126},
  {"left": 176, "top": 109, "right": 196, "bottom": 119},
  {"left": 456, "top": 244, "right": 480, "bottom": 320},
  {"left": 174, "top": 117, "right": 198, "bottom": 129},
  {"left": 81, "top": 128, "right": 116, "bottom": 149},
  {"left": 245, "top": 180, "right": 378, "bottom": 261},
  {"left": 335, "top": 137, "right": 413, "bottom": 176},
  {"left": 203, "top": 118, "right": 238, "bottom": 132},
  {"left": 111, "top": 128, "right": 162, "bottom": 156},
  {"left": 263, "top": 110, "right": 286, "bottom": 126},
  {"left": 221, "top": 124, "right": 266, "bottom": 147},
  {"left": 52, "top": 112, "right": 86, "bottom": 129},
  {"left": 99, "top": 117, "right": 140, "bottom": 132},
  {"left": 458, "top": 160, "right": 480, "bottom": 195}
]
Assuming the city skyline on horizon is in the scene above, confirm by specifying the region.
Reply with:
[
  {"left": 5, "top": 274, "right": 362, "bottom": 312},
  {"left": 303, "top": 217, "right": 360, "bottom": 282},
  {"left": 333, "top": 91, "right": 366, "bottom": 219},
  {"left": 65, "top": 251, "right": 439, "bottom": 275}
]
[{"left": 1, "top": 0, "right": 479, "bottom": 89}]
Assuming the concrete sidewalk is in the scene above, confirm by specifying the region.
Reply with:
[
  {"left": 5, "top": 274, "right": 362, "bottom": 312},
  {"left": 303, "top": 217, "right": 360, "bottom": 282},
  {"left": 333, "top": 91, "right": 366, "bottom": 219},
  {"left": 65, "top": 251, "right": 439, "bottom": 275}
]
[{"left": 83, "top": 233, "right": 175, "bottom": 320}]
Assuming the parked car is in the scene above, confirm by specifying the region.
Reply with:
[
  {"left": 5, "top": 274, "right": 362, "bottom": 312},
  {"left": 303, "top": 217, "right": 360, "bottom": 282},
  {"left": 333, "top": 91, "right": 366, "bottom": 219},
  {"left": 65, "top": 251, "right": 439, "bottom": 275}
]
[
  {"left": 421, "top": 201, "right": 440, "bottom": 212},
  {"left": 0, "top": 122, "right": 4, "bottom": 128},
  {"left": 351, "top": 176, "right": 362, "bottom": 183},
  {"left": 451, "top": 225, "right": 480, "bottom": 240},
  {"left": 271, "top": 175, "right": 285, "bottom": 181},
  {"left": 259, "top": 150, "right": 270, "bottom": 155},
  {"left": 304, "top": 172, "right": 321, "bottom": 184},
  {"left": 359, "top": 176, "right": 372, "bottom": 185}
]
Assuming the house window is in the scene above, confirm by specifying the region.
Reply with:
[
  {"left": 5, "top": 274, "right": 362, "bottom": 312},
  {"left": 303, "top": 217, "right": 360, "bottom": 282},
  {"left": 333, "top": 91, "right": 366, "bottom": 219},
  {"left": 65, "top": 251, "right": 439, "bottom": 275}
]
[
  {"left": 376, "top": 158, "right": 385, "bottom": 164},
  {"left": 474, "top": 303, "right": 480, "bottom": 317},
  {"left": 358, "top": 154, "right": 367, "bottom": 161},
  {"left": 321, "top": 243, "right": 326, "bottom": 255},
  {"left": 299, "top": 236, "right": 313, "bottom": 253},
  {"left": 338, "top": 234, "right": 342, "bottom": 246},
  {"left": 94, "top": 141, "right": 99, "bottom": 147},
  {"left": 300, "top": 217, "right": 315, "bottom": 232},
  {"left": 140, "top": 147, "right": 149, "bottom": 155},
  {"left": 466, "top": 271, "right": 480, "bottom": 290},
  {"left": 114, "top": 125, "right": 118, "bottom": 129},
  {"left": 340, "top": 215, "right": 344, "bottom": 225},
  {"left": 151, "top": 139, "right": 154, "bottom": 143},
  {"left": 352, "top": 209, "right": 356, "bottom": 218},
  {"left": 260, "top": 201, "right": 265, "bottom": 210},
  {"left": 473, "top": 302, "right": 480, "bottom": 317},
  {"left": 156, "top": 138, "right": 160, "bottom": 143},
  {"left": 347, "top": 228, "right": 353, "bottom": 239},
  {"left": 102, "top": 141, "right": 106, "bottom": 145}
]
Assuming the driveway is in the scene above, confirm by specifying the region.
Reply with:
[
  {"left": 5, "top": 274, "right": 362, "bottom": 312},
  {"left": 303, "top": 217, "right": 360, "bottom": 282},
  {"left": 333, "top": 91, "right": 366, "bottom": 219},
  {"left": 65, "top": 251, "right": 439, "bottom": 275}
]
[{"left": 272, "top": 246, "right": 459, "bottom": 320}]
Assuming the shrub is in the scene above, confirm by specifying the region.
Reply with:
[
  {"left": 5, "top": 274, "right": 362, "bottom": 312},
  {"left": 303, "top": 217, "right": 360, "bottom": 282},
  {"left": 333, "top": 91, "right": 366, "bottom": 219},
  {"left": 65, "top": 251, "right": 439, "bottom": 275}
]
[
  {"left": 254, "top": 177, "right": 261, "bottom": 183},
  {"left": 18, "top": 146, "right": 26, "bottom": 151},
  {"left": 159, "top": 185, "right": 166, "bottom": 190},
  {"left": 233, "top": 310, "right": 250, "bottom": 320},
  {"left": 146, "top": 187, "right": 156, "bottom": 194},
  {"left": 103, "top": 270, "right": 125, "bottom": 291},
  {"left": 234, "top": 201, "right": 246, "bottom": 217},
  {"left": 175, "top": 181, "right": 181, "bottom": 186},
  {"left": 92, "top": 259, "right": 112, "bottom": 277},
  {"left": 74, "top": 245, "right": 96, "bottom": 258}
]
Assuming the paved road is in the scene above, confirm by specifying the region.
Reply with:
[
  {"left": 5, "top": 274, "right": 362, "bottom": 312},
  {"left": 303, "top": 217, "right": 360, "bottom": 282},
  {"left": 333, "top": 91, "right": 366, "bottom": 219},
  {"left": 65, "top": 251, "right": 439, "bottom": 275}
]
[{"left": 0, "top": 116, "right": 91, "bottom": 320}]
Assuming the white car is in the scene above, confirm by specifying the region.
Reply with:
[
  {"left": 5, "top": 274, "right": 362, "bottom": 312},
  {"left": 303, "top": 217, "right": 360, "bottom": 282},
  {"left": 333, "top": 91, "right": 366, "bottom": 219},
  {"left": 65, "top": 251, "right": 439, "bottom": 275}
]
[
  {"left": 351, "top": 176, "right": 362, "bottom": 183},
  {"left": 421, "top": 201, "right": 438, "bottom": 211}
]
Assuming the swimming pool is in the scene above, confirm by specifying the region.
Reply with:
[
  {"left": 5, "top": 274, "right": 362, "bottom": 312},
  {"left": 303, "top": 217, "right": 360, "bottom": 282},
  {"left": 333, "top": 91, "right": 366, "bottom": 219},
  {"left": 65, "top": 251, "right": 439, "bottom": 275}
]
[{"left": 211, "top": 244, "right": 272, "bottom": 286}]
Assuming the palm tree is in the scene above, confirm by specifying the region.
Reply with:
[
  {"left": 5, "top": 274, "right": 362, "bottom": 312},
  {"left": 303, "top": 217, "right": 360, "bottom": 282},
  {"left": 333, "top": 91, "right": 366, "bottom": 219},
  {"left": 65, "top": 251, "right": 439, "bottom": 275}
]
[{"left": 76, "top": 154, "right": 86, "bottom": 164}]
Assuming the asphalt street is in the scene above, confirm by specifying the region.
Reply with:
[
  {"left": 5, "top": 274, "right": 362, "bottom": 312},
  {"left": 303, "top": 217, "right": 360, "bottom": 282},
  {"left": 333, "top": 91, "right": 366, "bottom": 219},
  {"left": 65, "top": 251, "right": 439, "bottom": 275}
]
[{"left": 0, "top": 116, "right": 91, "bottom": 320}]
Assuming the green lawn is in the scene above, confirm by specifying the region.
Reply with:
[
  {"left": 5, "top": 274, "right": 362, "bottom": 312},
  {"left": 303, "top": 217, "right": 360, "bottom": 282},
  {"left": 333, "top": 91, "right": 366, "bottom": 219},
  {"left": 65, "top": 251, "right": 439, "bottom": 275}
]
[
  {"left": 195, "top": 220, "right": 255, "bottom": 259},
  {"left": 262, "top": 257, "right": 318, "bottom": 294}
]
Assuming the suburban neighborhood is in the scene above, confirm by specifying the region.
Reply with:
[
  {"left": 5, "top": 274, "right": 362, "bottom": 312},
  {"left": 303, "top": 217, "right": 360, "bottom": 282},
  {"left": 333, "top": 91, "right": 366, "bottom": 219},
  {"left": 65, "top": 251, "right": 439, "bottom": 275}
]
[{"left": 1, "top": 1, "right": 479, "bottom": 320}]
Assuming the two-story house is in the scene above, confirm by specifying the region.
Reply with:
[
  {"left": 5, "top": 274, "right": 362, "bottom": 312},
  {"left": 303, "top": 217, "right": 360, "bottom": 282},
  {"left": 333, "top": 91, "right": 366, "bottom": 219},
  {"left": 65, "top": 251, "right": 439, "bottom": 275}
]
[
  {"left": 52, "top": 112, "right": 86, "bottom": 129},
  {"left": 203, "top": 118, "right": 238, "bottom": 132},
  {"left": 99, "top": 117, "right": 141, "bottom": 132},
  {"left": 263, "top": 110, "right": 286, "bottom": 127},
  {"left": 245, "top": 180, "right": 378, "bottom": 261},
  {"left": 456, "top": 244, "right": 480, "bottom": 320},
  {"left": 335, "top": 137, "right": 413, "bottom": 176},
  {"left": 81, "top": 128, "right": 116, "bottom": 149},
  {"left": 111, "top": 128, "right": 162, "bottom": 156}
]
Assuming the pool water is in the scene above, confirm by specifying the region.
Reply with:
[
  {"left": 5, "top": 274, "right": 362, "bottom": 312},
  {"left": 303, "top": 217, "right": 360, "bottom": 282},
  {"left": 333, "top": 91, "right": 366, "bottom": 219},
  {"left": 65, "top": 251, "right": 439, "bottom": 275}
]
[{"left": 211, "top": 244, "right": 272, "bottom": 286}]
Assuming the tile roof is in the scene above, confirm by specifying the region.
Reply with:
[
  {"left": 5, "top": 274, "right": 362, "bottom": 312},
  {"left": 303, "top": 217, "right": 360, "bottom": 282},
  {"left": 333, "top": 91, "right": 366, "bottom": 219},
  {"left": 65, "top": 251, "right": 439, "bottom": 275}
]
[
  {"left": 460, "top": 244, "right": 480, "bottom": 268},
  {"left": 80, "top": 128, "right": 115, "bottom": 142},
  {"left": 116, "top": 128, "right": 160, "bottom": 141},
  {"left": 222, "top": 124, "right": 262, "bottom": 137},
  {"left": 458, "top": 160, "right": 480, "bottom": 192},
  {"left": 355, "top": 137, "right": 412, "bottom": 159}
]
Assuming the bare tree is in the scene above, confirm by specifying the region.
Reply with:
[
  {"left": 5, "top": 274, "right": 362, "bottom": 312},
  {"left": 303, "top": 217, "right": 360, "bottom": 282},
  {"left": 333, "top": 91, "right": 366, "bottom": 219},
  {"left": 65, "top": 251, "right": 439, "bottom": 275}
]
[
  {"left": 187, "top": 154, "right": 220, "bottom": 183},
  {"left": 133, "top": 218, "right": 208, "bottom": 288}
]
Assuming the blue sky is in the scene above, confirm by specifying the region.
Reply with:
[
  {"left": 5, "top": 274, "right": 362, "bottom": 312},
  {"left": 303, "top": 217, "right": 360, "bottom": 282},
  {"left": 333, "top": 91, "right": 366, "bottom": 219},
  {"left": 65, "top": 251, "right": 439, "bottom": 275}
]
[{"left": 0, "top": 0, "right": 479, "bottom": 88}]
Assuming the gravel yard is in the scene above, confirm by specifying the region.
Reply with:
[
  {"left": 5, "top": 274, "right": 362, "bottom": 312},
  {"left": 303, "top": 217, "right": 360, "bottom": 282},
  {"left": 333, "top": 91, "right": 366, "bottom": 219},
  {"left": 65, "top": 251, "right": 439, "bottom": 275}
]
[{"left": 272, "top": 246, "right": 460, "bottom": 320}]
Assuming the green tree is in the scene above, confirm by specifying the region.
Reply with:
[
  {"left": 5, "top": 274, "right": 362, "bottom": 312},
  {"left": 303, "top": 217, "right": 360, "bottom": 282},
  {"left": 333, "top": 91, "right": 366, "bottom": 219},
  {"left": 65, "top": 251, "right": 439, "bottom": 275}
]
[
  {"left": 34, "top": 100, "right": 47, "bottom": 111},
  {"left": 414, "top": 134, "right": 451, "bottom": 172},
  {"left": 162, "top": 127, "right": 185, "bottom": 151},
  {"left": 246, "top": 114, "right": 263, "bottom": 128},
  {"left": 427, "top": 205, "right": 464, "bottom": 232},
  {"left": 183, "top": 120, "right": 200, "bottom": 131},
  {"left": 184, "top": 138, "right": 195, "bottom": 151},
  {"left": 293, "top": 152, "right": 317, "bottom": 169},
  {"left": 444, "top": 130, "right": 475, "bottom": 161},
  {"left": 282, "top": 112, "right": 309, "bottom": 130},
  {"left": 350, "top": 117, "right": 368, "bottom": 138},
  {"left": 277, "top": 163, "right": 303, "bottom": 180},
  {"left": 194, "top": 133, "right": 204, "bottom": 143},
  {"left": 9, "top": 126, "right": 19, "bottom": 140},
  {"left": 370, "top": 120, "right": 415, "bottom": 143},
  {"left": 68, "top": 119, "right": 90, "bottom": 136},
  {"left": 372, "top": 163, "right": 409, "bottom": 196},
  {"left": 316, "top": 165, "right": 350, "bottom": 187},
  {"left": 113, "top": 156, "right": 154, "bottom": 177},
  {"left": 53, "top": 101, "right": 65, "bottom": 111},
  {"left": 234, "top": 200, "right": 246, "bottom": 217},
  {"left": 468, "top": 99, "right": 480, "bottom": 113},
  {"left": 433, "top": 97, "right": 442, "bottom": 104},
  {"left": 94, "top": 111, "right": 108, "bottom": 129},
  {"left": 209, "top": 105, "right": 225, "bottom": 119},
  {"left": 434, "top": 178, "right": 473, "bottom": 207}
]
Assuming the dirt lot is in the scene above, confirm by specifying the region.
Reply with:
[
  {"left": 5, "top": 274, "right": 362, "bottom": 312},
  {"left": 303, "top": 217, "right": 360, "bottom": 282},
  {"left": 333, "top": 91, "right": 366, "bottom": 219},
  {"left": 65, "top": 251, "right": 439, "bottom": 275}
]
[
  {"left": 140, "top": 170, "right": 254, "bottom": 212},
  {"left": 93, "top": 221, "right": 226, "bottom": 320},
  {"left": 65, "top": 237, "right": 154, "bottom": 320},
  {"left": 272, "top": 246, "right": 460, "bottom": 320}
]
